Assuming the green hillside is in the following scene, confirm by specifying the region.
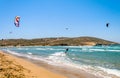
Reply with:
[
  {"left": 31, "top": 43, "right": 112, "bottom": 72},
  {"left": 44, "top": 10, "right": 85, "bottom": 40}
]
[{"left": 0, "top": 37, "right": 118, "bottom": 46}]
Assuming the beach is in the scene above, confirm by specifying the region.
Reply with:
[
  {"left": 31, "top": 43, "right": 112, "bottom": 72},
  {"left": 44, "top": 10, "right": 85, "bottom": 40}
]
[
  {"left": 0, "top": 50, "right": 99, "bottom": 78},
  {"left": 0, "top": 51, "right": 67, "bottom": 78},
  {"left": 1, "top": 45, "right": 120, "bottom": 78}
]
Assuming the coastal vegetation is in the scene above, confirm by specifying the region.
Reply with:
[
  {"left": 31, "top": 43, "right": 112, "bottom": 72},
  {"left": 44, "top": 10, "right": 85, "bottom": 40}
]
[{"left": 0, "top": 37, "right": 118, "bottom": 46}]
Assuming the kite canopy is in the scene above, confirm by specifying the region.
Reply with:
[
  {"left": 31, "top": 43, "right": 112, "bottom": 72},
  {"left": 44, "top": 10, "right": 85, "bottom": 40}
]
[
  {"left": 106, "top": 23, "right": 109, "bottom": 27},
  {"left": 14, "top": 16, "right": 20, "bottom": 27},
  {"left": 65, "top": 28, "right": 68, "bottom": 30}
]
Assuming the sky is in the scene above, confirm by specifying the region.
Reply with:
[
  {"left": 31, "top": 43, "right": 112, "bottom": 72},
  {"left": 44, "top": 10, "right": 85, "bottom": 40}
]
[{"left": 0, "top": 0, "right": 120, "bottom": 42}]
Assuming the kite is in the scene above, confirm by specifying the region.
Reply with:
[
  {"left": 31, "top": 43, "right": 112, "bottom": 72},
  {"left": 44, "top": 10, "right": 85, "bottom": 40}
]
[
  {"left": 65, "top": 28, "right": 68, "bottom": 30},
  {"left": 14, "top": 16, "right": 20, "bottom": 27},
  {"left": 106, "top": 23, "right": 109, "bottom": 27},
  {"left": 9, "top": 32, "right": 12, "bottom": 34}
]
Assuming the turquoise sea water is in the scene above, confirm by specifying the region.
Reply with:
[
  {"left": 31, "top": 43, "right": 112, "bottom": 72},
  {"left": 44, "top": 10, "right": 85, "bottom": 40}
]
[{"left": 1, "top": 45, "right": 120, "bottom": 78}]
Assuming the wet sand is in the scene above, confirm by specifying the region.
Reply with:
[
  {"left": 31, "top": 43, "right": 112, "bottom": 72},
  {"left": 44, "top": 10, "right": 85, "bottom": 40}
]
[
  {"left": 0, "top": 51, "right": 66, "bottom": 78},
  {"left": 0, "top": 50, "right": 100, "bottom": 78},
  {"left": 27, "top": 58, "right": 101, "bottom": 78}
]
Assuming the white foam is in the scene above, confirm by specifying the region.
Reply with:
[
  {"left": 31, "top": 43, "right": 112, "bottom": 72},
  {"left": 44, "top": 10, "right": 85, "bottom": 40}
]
[
  {"left": 2, "top": 47, "right": 120, "bottom": 78},
  {"left": 43, "top": 52, "right": 72, "bottom": 66},
  {"left": 17, "top": 48, "right": 29, "bottom": 50},
  {"left": 27, "top": 52, "right": 32, "bottom": 55},
  {"left": 51, "top": 52, "right": 66, "bottom": 56},
  {"left": 60, "top": 63, "right": 120, "bottom": 78},
  {"left": 98, "top": 66, "right": 120, "bottom": 77},
  {"left": 108, "top": 50, "right": 120, "bottom": 52},
  {"left": 4, "top": 49, "right": 24, "bottom": 57},
  {"left": 35, "top": 47, "right": 63, "bottom": 51},
  {"left": 47, "top": 52, "right": 66, "bottom": 63},
  {"left": 89, "top": 49, "right": 105, "bottom": 51},
  {"left": 36, "top": 48, "right": 46, "bottom": 50},
  {"left": 44, "top": 53, "right": 120, "bottom": 78},
  {"left": 3, "top": 49, "right": 49, "bottom": 64},
  {"left": 84, "top": 48, "right": 120, "bottom": 52}
]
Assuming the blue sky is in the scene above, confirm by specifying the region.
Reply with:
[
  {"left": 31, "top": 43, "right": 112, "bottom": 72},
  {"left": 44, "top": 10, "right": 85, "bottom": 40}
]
[{"left": 0, "top": 0, "right": 120, "bottom": 42}]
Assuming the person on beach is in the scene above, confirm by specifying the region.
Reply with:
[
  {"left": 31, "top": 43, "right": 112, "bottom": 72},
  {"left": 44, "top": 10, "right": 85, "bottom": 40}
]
[{"left": 65, "top": 48, "right": 69, "bottom": 54}]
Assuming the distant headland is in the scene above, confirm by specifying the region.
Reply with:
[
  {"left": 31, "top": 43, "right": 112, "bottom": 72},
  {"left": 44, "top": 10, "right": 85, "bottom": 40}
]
[{"left": 0, "top": 36, "right": 119, "bottom": 46}]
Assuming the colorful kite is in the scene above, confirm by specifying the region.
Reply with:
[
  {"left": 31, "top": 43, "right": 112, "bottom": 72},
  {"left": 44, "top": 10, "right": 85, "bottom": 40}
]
[{"left": 14, "top": 16, "right": 20, "bottom": 27}]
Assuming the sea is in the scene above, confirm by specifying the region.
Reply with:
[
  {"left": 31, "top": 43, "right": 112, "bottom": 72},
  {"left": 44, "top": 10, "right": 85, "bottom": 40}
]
[{"left": 1, "top": 45, "right": 120, "bottom": 78}]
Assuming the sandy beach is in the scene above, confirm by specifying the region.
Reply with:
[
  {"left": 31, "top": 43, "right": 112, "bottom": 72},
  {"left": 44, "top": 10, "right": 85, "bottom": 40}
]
[
  {"left": 0, "top": 50, "right": 100, "bottom": 78},
  {"left": 0, "top": 51, "right": 67, "bottom": 78}
]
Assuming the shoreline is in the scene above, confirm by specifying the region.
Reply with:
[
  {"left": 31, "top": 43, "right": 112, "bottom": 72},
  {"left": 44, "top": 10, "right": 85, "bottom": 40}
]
[
  {"left": 24, "top": 57, "right": 100, "bottom": 78},
  {"left": 0, "top": 51, "right": 67, "bottom": 78},
  {"left": 0, "top": 50, "right": 101, "bottom": 78}
]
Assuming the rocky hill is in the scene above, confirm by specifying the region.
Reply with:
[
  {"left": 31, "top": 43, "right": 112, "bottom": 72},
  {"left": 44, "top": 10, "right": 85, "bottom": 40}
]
[{"left": 0, "top": 37, "right": 118, "bottom": 46}]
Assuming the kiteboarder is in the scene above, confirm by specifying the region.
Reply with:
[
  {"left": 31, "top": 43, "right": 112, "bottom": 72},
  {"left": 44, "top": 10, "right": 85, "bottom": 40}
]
[{"left": 65, "top": 48, "right": 69, "bottom": 54}]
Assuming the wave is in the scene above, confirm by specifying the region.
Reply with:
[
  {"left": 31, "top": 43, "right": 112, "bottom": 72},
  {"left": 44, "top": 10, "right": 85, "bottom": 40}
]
[
  {"left": 2, "top": 49, "right": 49, "bottom": 64},
  {"left": 17, "top": 47, "right": 29, "bottom": 50},
  {"left": 79, "top": 48, "right": 120, "bottom": 52},
  {"left": 78, "top": 65, "right": 120, "bottom": 78},
  {"left": 45, "top": 52, "right": 69, "bottom": 65},
  {"left": 107, "top": 50, "right": 120, "bottom": 52},
  {"left": 89, "top": 49, "right": 105, "bottom": 51},
  {"left": 45, "top": 52, "right": 120, "bottom": 78},
  {"left": 3, "top": 49, "right": 25, "bottom": 57},
  {"left": 98, "top": 66, "right": 120, "bottom": 77},
  {"left": 35, "top": 48, "right": 64, "bottom": 51},
  {"left": 2, "top": 47, "right": 120, "bottom": 78},
  {"left": 27, "top": 52, "right": 32, "bottom": 55},
  {"left": 89, "top": 49, "right": 120, "bottom": 52},
  {"left": 44, "top": 52, "right": 120, "bottom": 78}
]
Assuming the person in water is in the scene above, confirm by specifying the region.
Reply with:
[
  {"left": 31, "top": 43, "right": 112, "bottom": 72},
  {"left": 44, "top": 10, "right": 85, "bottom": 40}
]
[{"left": 65, "top": 48, "right": 69, "bottom": 54}]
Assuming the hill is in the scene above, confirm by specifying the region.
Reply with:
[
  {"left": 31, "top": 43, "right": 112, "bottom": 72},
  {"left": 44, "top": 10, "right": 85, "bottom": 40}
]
[{"left": 0, "top": 37, "right": 118, "bottom": 46}]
